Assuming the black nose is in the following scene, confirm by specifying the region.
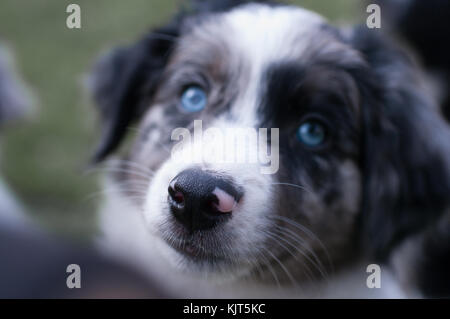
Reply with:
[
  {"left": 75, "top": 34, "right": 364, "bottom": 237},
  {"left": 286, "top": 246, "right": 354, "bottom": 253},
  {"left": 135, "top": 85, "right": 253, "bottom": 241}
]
[{"left": 167, "top": 168, "right": 243, "bottom": 231}]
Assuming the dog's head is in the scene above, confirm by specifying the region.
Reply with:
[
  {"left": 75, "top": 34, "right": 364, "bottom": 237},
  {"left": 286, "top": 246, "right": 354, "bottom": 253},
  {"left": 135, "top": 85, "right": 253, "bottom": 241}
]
[{"left": 89, "top": 1, "right": 450, "bottom": 284}]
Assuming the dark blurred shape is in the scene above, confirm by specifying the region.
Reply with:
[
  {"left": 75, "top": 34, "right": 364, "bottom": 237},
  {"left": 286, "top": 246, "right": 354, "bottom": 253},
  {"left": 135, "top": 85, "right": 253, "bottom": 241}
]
[
  {"left": 375, "top": 0, "right": 450, "bottom": 298},
  {"left": 375, "top": 0, "right": 450, "bottom": 121},
  {"left": 0, "top": 223, "right": 172, "bottom": 298},
  {"left": 416, "top": 214, "right": 450, "bottom": 298}
]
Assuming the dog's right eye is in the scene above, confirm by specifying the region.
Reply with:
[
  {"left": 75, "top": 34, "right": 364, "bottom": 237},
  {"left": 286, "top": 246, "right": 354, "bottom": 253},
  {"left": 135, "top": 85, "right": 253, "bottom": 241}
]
[{"left": 180, "top": 86, "right": 207, "bottom": 113}]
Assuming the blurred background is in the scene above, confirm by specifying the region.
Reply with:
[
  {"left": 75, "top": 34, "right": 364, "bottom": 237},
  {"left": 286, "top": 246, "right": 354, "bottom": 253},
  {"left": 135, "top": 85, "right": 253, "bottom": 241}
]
[{"left": 0, "top": 0, "right": 361, "bottom": 239}]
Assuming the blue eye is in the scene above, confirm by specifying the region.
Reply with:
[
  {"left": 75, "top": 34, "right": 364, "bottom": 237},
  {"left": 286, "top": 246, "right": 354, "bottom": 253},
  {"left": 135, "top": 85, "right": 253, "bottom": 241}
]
[
  {"left": 180, "top": 86, "right": 207, "bottom": 112},
  {"left": 297, "top": 120, "right": 327, "bottom": 147}
]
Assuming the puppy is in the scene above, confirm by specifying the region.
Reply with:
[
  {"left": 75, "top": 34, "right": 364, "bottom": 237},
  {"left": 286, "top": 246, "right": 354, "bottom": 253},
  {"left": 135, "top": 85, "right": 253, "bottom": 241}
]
[{"left": 89, "top": 0, "right": 450, "bottom": 298}]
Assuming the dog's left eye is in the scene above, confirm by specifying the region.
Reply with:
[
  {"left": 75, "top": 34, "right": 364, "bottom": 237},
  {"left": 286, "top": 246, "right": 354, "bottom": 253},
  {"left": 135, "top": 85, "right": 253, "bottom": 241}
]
[
  {"left": 297, "top": 120, "right": 327, "bottom": 147},
  {"left": 180, "top": 86, "right": 207, "bottom": 112}
]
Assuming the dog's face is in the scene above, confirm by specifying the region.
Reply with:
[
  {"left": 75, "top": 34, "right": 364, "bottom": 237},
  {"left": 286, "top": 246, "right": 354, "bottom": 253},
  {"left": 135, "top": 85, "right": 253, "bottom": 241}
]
[{"left": 90, "top": 2, "right": 450, "bottom": 285}]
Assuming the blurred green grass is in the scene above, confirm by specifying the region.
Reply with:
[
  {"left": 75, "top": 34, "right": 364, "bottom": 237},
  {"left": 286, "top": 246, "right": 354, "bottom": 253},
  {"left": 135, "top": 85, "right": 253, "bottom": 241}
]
[{"left": 0, "top": 0, "right": 359, "bottom": 238}]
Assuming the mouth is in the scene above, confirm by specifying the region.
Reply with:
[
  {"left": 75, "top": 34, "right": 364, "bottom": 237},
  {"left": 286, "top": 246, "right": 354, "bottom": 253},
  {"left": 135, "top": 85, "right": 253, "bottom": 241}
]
[
  {"left": 168, "top": 239, "right": 203, "bottom": 259},
  {"left": 163, "top": 233, "right": 223, "bottom": 262}
]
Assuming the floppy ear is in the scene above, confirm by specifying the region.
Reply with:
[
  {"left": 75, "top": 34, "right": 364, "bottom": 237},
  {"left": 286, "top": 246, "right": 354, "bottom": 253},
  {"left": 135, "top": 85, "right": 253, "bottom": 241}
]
[
  {"left": 350, "top": 28, "right": 450, "bottom": 260},
  {"left": 88, "top": 23, "right": 179, "bottom": 162}
]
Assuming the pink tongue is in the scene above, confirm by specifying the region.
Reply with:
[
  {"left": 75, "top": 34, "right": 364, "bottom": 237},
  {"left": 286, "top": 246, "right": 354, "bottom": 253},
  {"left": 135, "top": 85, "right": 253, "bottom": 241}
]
[{"left": 212, "top": 187, "right": 236, "bottom": 213}]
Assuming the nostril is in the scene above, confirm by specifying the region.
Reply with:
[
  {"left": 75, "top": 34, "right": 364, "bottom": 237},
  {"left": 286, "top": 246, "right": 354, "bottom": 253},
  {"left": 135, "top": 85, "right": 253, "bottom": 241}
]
[
  {"left": 168, "top": 183, "right": 185, "bottom": 208},
  {"left": 207, "top": 198, "right": 220, "bottom": 213},
  {"left": 173, "top": 191, "right": 185, "bottom": 205}
]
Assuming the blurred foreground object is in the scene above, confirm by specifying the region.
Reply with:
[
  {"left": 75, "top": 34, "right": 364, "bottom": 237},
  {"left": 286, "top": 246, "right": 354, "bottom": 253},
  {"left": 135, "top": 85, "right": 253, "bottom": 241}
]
[
  {"left": 0, "top": 43, "right": 170, "bottom": 298},
  {"left": 0, "top": 43, "right": 34, "bottom": 223},
  {"left": 0, "top": 223, "right": 172, "bottom": 298}
]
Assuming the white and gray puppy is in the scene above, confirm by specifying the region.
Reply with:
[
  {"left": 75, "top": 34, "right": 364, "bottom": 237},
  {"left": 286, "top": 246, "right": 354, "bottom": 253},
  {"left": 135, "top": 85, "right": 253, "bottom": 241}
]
[{"left": 89, "top": 1, "right": 450, "bottom": 298}]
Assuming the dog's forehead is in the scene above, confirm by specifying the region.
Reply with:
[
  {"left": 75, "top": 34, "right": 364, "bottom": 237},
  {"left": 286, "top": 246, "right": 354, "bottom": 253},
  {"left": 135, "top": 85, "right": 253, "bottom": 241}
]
[
  {"left": 172, "top": 5, "right": 328, "bottom": 69},
  {"left": 221, "top": 4, "right": 326, "bottom": 59}
]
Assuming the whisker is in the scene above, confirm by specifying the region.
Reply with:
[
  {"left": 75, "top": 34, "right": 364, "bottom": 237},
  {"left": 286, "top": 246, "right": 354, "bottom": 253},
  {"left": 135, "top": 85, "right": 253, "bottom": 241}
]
[
  {"left": 111, "top": 158, "right": 156, "bottom": 175},
  {"left": 261, "top": 246, "right": 298, "bottom": 288},
  {"left": 88, "top": 167, "right": 154, "bottom": 180},
  {"left": 110, "top": 179, "right": 151, "bottom": 189},
  {"left": 246, "top": 253, "right": 266, "bottom": 282},
  {"left": 255, "top": 249, "right": 281, "bottom": 288},
  {"left": 262, "top": 230, "right": 314, "bottom": 287},
  {"left": 271, "top": 215, "right": 334, "bottom": 273},
  {"left": 82, "top": 186, "right": 149, "bottom": 203},
  {"left": 271, "top": 182, "right": 313, "bottom": 195},
  {"left": 263, "top": 229, "right": 316, "bottom": 283},
  {"left": 125, "top": 195, "right": 149, "bottom": 203},
  {"left": 274, "top": 225, "right": 328, "bottom": 278},
  {"left": 272, "top": 225, "right": 328, "bottom": 280}
]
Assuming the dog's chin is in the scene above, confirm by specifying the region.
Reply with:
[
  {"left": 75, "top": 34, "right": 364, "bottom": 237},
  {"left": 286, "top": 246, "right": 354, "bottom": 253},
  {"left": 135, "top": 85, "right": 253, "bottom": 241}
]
[
  {"left": 165, "top": 239, "right": 230, "bottom": 272},
  {"left": 160, "top": 222, "right": 231, "bottom": 264},
  {"left": 151, "top": 218, "right": 252, "bottom": 280}
]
